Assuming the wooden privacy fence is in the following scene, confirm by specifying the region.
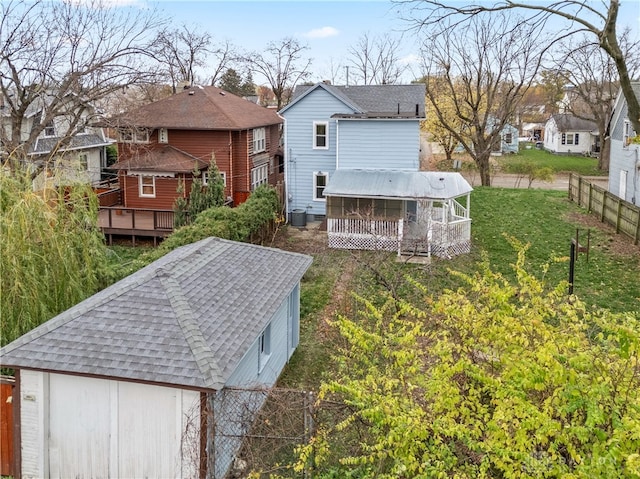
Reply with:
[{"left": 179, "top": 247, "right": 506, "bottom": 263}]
[{"left": 568, "top": 173, "right": 640, "bottom": 245}]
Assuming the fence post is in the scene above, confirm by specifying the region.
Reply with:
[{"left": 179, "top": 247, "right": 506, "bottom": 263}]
[
  {"left": 616, "top": 198, "right": 622, "bottom": 234},
  {"left": 636, "top": 209, "right": 640, "bottom": 245},
  {"left": 577, "top": 175, "right": 582, "bottom": 206}
]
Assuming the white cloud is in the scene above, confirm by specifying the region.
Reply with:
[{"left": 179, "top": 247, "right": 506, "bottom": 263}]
[
  {"left": 303, "top": 26, "right": 340, "bottom": 39},
  {"left": 399, "top": 53, "right": 421, "bottom": 66}
]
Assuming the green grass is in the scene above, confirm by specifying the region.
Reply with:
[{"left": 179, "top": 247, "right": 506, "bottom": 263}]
[
  {"left": 497, "top": 143, "right": 605, "bottom": 176},
  {"left": 277, "top": 188, "right": 639, "bottom": 391}
]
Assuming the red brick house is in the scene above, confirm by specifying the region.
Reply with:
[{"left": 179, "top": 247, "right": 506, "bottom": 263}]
[{"left": 108, "top": 86, "right": 284, "bottom": 208}]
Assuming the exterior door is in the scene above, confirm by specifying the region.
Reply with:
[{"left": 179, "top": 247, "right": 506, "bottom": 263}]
[{"left": 619, "top": 170, "right": 628, "bottom": 201}]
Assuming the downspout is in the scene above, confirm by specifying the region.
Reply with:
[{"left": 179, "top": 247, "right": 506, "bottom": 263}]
[
  {"left": 335, "top": 119, "right": 339, "bottom": 170},
  {"left": 228, "top": 131, "right": 233, "bottom": 204}
]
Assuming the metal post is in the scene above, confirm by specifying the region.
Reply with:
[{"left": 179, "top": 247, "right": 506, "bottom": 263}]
[{"left": 569, "top": 240, "right": 576, "bottom": 295}]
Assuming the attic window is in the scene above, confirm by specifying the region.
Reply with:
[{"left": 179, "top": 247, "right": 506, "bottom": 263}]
[{"left": 119, "top": 128, "right": 149, "bottom": 143}]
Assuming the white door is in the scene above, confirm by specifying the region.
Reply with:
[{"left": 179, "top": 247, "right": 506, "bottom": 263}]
[
  {"left": 48, "top": 374, "right": 111, "bottom": 478},
  {"left": 619, "top": 170, "right": 628, "bottom": 200}
]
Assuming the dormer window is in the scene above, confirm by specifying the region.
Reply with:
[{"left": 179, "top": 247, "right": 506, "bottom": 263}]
[
  {"left": 158, "top": 128, "right": 168, "bottom": 143},
  {"left": 44, "top": 121, "right": 55, "bottom": 137}
]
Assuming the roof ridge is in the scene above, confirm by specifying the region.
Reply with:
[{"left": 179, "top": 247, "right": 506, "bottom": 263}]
[{"left": 158, "top": 271, "right": 225, "bottom": 390}]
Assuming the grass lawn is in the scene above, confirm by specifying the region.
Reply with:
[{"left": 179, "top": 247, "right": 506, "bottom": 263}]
[
  {"left": 442, "top": 143, "right": 607, "bottom": 177},
  {"left": 278, "top": 187, "right": 640, "bottom": 390},
  {"left": 498, "top": 143, "right": 606, "bottom": 176}
]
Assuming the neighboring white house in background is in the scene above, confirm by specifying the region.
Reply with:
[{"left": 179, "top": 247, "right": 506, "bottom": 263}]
[
  {"left": 0, "top": 237, "right": 312, "bottom": 479},
  {"left": 1, "top": 90, "right": 112, "bottom": 186},
  {"left": 543, "top": 114, "right": 599, "bottom": 156},
  {"left": 608, "top": 82, "right": 640, "bottom": 206}
]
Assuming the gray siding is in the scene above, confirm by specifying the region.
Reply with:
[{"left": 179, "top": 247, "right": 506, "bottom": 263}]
[
  {"left": 337, "top": 119, "right": 420, "bottom": 170},
  {"left": 225, "top": 285, "right": 298, "bottom": 388},
  {"left": 283, "top": 88, "right": 353, "bottom": 216}
]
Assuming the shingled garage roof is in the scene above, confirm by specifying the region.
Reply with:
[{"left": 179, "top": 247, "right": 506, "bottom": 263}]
[
  {"left": 110, "top": 145, "right": 208, "bottom": 173},
  {"left": 0, "top": 238, "right": 312, "bottom": 391},
  {"left": 111, "top": 86, "right": 283, "bottom": 130},
  {"left": 324, "top": 170, "right": 473, "bottom": 200}
]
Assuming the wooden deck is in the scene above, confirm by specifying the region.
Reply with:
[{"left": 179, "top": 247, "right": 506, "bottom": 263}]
[{"left": 98, "top": 207, "right": 174, "bottom": 246}]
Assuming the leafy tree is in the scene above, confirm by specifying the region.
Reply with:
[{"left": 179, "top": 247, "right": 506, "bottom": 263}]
[
  {"left": 173, "top": 177, "right": 189, "bottom": 229},
  {"left": 420, "top": 13, "right": 544, "bottom": 185},
  {"left": 399, "top": 0, "right": 640, "bottom": 134},
  {"left": 243, "top": 37, "right": 312, "bottom": 109},
  {"left": 0, "top": 0, "right": 163, "bottom": 170},
  {"left": 292, "top": 240, "right": 640, "bottom": 478},
  {"left": 204, "top": 157, "right": 225, "bottom": 208},
  {"left": 218, "top": 68, "right": 256, "bottom": 97},
  {"left": 0, "top": 167, "right": 109, "bottom": 346}
]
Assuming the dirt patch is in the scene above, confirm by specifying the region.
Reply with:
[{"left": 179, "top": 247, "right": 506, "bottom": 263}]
[{"left": 565, "top": 211, "right": 640, "bottom": 257}]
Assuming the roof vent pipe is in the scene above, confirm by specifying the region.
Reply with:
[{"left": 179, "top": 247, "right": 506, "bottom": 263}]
[
  {"left": 416, "top": 104, "right": 419, "bottom": 116},
  {"left": 397, "top": 103, "right": 400, "bottom": 115}
]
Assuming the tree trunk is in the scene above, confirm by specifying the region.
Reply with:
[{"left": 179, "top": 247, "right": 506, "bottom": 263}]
[
  {"left": 599, "top": 136, "right": 611, "bottom": 171},
  {"left": 475, "top": 152, "right": 492, "bottom": 186}
]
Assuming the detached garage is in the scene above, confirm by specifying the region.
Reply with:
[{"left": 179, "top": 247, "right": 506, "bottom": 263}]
[{"left": 1, "top": 237, "right": 312, "bottom": 479}]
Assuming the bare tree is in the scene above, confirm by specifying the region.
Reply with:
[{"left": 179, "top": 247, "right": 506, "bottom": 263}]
[
  {"left": 243, "top": 37, "right": 312, "bottom": 110},
  {"left": 347, "top": 33, "right": 407, "bottom": 85},
  {"left": 0, "top": 0, "right": 163, "bottom": 168},
  {"left": 150, "top": 25, "right": 213, "bottom": 93},
  {"left": 420, "top": 13, "right": 545, "bottom": 186},
  {"left": 553, "top": 30, "right": 640, "bottom": 170},
  {"left": 396, "top": 0, "right": 640, "bottom": 134}
]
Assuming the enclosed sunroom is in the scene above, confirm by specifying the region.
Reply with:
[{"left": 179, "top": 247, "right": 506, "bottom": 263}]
[{"left": 324, "top": 170, "right": 473, "bottom": 258}]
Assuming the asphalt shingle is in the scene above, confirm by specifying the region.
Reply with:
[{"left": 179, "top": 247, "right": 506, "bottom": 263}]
[{"left": 0, "top": 238, "right": 312, "bottom": 391}]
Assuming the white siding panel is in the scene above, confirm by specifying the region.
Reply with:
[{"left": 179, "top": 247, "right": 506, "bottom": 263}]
[
  {"left": 20, "top": 370, "right": 46, "bottom": 479},
  {"left": 337, "top": 120, "right": 420, "bottom": 170},
  {"left": 118, "top": 382, "right": 182, "bottom": 478},
  {"left": 48, "top": 374, "right": 111, "bottom": 479}
]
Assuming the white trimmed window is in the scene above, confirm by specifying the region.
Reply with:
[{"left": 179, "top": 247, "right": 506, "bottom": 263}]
[
  {"left": 258, "top": 323, "right": 271, "bottom": 373},
  {"left": 252, "top": 127, "right": 266, "bottom": 153},
  {"left": 119, "top": 128, "right": 149, "bottom": 143},
  {"left": 313, "top": 121, "right": 328, "bottom": 149},
  {"left": 78, "top": 153, "right": 88, "bottom": 170},
  {"left": 251, "top": 164, "right": 269, "bottom": 190},
  {"left": 44, "top": 121, "right": 55, "bottom": 137},
  {"left": 202, "top": 170, "right": 226, "bottom": 186},
  {"left": 139, "top": 175, "right": 156, "bottom": 197},
  {"left": 313, "top": 171, "right": 328, "bottom": 201}
]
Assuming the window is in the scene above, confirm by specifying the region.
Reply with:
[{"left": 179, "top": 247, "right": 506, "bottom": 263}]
[
  {"left": 258, "top": 323, "right": 271, "bottom": 373},
  {"left": 566, "top": 133, "right": 574, "bottom": 145},
  {"left": 624, "top": 120, "right": 636, "bottom": 147},
  {"left": 574, "top": 133, "right": 579, "bottom": 145},
  {"left": 251, "top": 164, "right": 269, "bottom": 190},
  {"left": 139, "top": 175, "right": 155, "bottom": 197},
  {"left": 504, "top": 133, "right": 512, "bottom": 144},
  {"left": 158, "top": 128, "right": 168, "bottom": 143},
  {"left": 313, "top": 121, "right": 328, "bottom": 149},
  {"left": 561, "top": 133, "right": 566, "bottom": 145},
  {"left": 203, "top": 170, "right": 226, "bottom": 186},
  {"left": 78, "top": 153, "right": 88, "bottom": 170},
  {"left": 313, "top": 171, "right": 328, "bottom": 201},
  {"left": 252, "top": 127, "right": 266, "bottom": 153},
  {"left": 119, "top": 128, "right": 149, "bottom": 143},
  {"left": 44, "top": 121, "right": 55, "bottom": 137}
]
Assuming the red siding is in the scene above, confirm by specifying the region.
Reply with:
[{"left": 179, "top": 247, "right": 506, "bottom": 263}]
[
  {"left": 0, "top": 379, "right": 14, "bottom": 477},
  {"left": 117, "top": 124, "right": 283, "bottom": 208}
]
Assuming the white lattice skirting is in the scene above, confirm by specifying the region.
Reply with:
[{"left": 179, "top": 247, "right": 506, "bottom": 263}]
[{"left": 328, "top": 233, "right": 398, "bottom": 252}]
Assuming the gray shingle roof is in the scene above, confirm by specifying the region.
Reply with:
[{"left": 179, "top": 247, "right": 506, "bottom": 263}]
[
  {"left": 29, "top": 134, "right": 112, "bottom": 155},
  {"left": 282, "top": 82, "right": 426, "bottom": 118},
  {"left": 0, "top": 238, "right": 312, "bottom": 391},
  {"left": 550, "top": 114, "right": 598, "bottom": 132}
]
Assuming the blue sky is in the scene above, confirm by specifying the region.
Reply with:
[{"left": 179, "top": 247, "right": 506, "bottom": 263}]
[{"left": 143, "top": 1, "right": 639, "bottom": 85}]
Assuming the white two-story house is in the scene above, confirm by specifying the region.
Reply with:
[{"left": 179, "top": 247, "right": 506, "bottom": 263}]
[{"left": 279, "top": 82, "right": 473, "bottom": 258}]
